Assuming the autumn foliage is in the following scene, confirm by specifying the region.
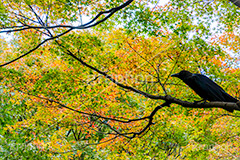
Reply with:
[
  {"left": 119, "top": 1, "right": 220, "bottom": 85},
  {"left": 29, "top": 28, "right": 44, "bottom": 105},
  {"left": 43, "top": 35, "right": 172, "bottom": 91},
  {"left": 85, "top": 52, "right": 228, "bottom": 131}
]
[{"left": 0, "top": 0, "right": 240, "bottom": 159}]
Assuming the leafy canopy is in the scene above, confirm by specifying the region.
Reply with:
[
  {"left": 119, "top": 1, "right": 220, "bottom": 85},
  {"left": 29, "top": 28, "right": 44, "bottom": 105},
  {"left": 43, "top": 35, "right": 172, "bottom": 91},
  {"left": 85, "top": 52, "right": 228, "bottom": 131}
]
[{"left": 0, "top": 0, "right": 240, "bottom": 159}]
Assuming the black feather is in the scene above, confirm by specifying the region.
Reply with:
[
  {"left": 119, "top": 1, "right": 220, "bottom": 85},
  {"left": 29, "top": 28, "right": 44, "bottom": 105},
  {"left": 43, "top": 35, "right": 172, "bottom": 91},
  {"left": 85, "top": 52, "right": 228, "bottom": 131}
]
[{"left": 171, "top": 70, "right": 238, "bottom": 112}]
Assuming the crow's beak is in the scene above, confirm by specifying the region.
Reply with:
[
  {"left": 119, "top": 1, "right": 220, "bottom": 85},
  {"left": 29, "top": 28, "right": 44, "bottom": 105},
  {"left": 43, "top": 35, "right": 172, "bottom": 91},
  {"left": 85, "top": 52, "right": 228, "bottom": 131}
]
[{"left": 171, "top": 73, "right": 179, "bottom": 77}]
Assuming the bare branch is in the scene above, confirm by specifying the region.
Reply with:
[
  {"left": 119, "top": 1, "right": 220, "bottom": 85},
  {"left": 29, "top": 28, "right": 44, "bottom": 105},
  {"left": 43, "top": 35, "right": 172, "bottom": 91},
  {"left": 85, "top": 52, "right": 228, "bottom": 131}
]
[
  {"left": 0, "top": 28, "right": 72, "bottom": 67},
  {"left": 0, "top": 0, "right": 134, "bottom": 67},
  {"left": 15, "top": 88, "right": 150, "bottom": 124},
  {"left": 126, "top": 41, "right": 167, "bottom": 95},
  {"left": 56, "top": 42, "right": 240, "bottom": 112},
  {"left": 1, "top": 0, "right": 133, "bottom": 33},
  {"left": 78, "top": 0, "right": 133, "bottom": 28},
  {"left": 28, "top": 5, "right": 45, "bottom": 26},
  {"left": 13, "top": 83, "right": 240, "bottom": 139}
]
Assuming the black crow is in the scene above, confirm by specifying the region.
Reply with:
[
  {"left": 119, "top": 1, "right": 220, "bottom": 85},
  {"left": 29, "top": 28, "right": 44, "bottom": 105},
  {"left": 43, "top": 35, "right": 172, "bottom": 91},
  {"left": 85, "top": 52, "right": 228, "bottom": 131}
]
[{"left": 171, "top": 70, "right": 238, "bottom": 112}]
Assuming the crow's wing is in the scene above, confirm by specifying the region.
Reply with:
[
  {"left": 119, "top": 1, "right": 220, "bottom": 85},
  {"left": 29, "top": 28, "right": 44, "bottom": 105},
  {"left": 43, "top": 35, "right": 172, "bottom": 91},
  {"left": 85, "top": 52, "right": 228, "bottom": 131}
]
[
  {"left": 192, "top": 74, "right": 237, "bottom": 102},
  {"left": 184, "top": 74, "right": 223, "bottom": 101}
]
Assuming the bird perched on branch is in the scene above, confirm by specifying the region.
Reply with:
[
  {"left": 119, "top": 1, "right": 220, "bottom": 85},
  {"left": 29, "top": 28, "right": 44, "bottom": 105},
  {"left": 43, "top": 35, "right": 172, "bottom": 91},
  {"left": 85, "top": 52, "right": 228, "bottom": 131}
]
[{"left": 171, "top": 70, "right": 239, "bottom": 112}]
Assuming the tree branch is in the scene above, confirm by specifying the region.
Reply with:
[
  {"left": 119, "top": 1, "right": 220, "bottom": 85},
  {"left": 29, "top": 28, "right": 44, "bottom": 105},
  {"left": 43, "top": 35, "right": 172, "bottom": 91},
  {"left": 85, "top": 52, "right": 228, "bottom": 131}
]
[
  {"left": 229, "top": 0, "right": 240, "bottom": 8},
  {"left": 0, "top": 28, "right": 72, "bottom": 67},
  {"left": 0, "top": 0, "right": 134, "bottom": 32},
  {"left": 57, "top": 42, "right": 240, "bottom": 113},
  {"left": 0, "top": 0, "right": 134, "bottom": 67}
]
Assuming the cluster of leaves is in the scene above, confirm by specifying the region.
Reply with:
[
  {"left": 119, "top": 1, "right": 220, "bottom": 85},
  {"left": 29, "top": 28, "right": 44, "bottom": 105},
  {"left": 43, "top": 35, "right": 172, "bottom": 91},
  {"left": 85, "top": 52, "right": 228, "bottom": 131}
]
[
  {"left": 1, "top": 28, "right": 240, "bottom": 159},
  {"left": 0, "top": 0, "right": 240, "bottom": 159}
]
